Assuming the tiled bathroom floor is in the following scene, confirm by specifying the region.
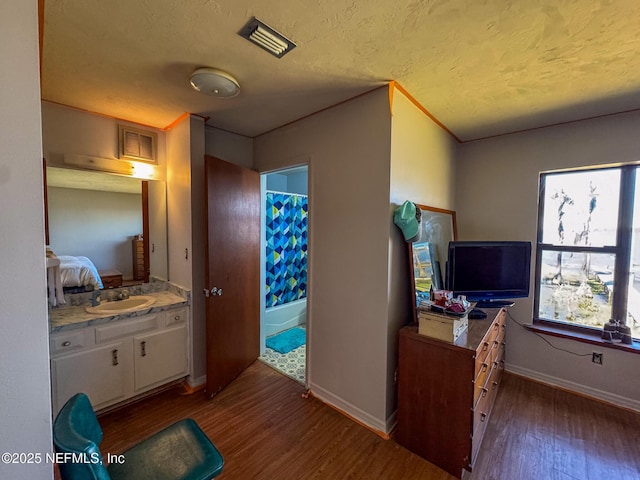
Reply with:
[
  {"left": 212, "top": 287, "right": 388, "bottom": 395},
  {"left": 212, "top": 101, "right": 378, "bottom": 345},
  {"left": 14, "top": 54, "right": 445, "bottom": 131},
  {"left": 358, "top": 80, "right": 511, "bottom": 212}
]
[{"left": 259, "top": 344, "right": 306, "bottom": 385}]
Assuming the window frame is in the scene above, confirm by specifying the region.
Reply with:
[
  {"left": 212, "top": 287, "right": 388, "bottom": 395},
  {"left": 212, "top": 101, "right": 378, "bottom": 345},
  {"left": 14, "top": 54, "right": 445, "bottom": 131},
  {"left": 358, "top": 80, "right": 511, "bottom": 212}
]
[{"left": 533, "top": 165, "right": 636, "bottom": 339}]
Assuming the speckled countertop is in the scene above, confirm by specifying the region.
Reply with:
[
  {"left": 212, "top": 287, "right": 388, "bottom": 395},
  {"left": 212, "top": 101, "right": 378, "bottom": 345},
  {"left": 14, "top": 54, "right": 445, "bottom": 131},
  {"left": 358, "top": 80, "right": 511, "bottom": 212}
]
[{"left": 49, "top": 282, "right": 190, "bottom": 333}]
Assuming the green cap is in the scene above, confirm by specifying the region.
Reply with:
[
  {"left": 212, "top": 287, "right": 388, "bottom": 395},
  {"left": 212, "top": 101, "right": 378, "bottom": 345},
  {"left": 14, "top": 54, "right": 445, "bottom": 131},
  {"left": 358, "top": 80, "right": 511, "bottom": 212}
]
[{"left": 393, "top": 200, "right": 419, "bottom": 241}]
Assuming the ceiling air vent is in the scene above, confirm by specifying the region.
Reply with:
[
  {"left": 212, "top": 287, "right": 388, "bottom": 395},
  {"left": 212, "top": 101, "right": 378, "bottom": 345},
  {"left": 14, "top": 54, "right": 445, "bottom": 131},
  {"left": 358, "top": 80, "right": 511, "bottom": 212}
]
[{"left": 238, "top": 17, "right": 296, "bottom": 58}]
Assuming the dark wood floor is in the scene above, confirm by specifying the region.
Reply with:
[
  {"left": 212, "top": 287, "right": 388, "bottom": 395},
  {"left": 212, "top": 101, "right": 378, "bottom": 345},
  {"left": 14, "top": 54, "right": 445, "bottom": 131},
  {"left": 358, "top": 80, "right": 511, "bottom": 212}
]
[
  {"left": 469, "top": 372, "right": 640, "bottom": 480},
  {"left": 93, "top": 362, "right": 640, "bottom": 480},
  {"left": 99, "top": 361, "right": 451, "bottom": 480}
]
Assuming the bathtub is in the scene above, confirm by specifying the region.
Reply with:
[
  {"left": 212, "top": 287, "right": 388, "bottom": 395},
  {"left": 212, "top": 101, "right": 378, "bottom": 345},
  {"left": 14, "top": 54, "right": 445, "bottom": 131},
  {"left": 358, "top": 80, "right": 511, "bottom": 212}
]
[{"left": 264, "top": 298, "right": 307, "bottom": 337}]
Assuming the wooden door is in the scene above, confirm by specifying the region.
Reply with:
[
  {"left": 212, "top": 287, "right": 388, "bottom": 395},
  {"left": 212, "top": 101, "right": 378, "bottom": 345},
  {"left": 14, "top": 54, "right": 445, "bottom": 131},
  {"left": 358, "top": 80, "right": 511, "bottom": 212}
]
[{"left": 204, "top": 155, "right": 261, "bottom": 398}]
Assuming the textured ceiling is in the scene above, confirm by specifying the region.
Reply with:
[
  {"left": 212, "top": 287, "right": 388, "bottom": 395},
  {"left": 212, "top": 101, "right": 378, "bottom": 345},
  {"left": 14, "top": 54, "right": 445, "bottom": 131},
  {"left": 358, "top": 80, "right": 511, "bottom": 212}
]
[{"left": 41, "top": 0, "right": 640, "bottom": 142}]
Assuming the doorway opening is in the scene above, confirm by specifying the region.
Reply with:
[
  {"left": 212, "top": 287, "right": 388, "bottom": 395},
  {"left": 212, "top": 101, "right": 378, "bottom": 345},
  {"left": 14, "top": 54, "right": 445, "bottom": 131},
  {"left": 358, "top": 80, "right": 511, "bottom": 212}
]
[{"left": 259, "top": 166, "right": 308, "bottom": 385}]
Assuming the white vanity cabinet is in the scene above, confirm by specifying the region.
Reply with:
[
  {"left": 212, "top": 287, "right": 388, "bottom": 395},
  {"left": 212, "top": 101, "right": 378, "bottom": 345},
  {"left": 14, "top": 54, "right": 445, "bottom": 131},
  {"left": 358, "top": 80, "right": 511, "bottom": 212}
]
[
  {"left": 50, "top": 307, "right": 189, "bottom": 414},
  {"left": 51, "top": 340, "right": 131, "bottom": 411},
  {"left": 134, "top": 324, "right": 188, "bottom": 392}
]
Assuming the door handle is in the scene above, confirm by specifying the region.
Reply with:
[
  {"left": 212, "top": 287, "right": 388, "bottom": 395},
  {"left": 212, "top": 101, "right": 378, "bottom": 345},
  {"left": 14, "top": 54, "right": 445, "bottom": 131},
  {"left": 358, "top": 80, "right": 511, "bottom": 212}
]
[{"left": 204, "top": 287, "right": 222, "bottom": 297}]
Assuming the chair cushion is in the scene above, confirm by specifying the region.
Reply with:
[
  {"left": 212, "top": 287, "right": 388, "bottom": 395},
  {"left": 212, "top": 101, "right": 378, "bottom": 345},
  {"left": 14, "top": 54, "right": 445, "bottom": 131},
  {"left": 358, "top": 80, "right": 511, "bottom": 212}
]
[
  {"left": 53, "top": 393, "right": 111, "bottom": 480},
  {"left": 107, "top": 418, "right": 224, "bottom": 480}
]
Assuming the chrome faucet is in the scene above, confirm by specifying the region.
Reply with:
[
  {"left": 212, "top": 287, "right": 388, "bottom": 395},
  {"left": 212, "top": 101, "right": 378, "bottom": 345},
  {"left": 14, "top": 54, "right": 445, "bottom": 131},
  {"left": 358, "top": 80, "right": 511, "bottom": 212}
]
[
  {"left": 114, "top": 289, "right": 130, "bottom": 301},
  {"left": 91, "top": 290, "right": 101, "bottom": 307}
]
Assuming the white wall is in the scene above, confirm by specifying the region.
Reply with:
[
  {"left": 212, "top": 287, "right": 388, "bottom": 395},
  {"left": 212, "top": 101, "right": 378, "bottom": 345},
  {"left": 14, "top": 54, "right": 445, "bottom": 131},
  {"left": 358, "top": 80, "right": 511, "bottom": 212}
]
[
  {"left": 189, "top": 116, "right": 207, "bottom": 382},
  {"left": 285, "top": 171, "right": 308, "bottom": 195},
  {"left": 266, "top": 173, "right": 288, "bottom": 191},
  {"left": 48, "top": 187, "right": 142, "bottom": 278},
  {"left": 148, "top": 180, "right": 168, "bottom": 280},
  {"left": 41, "top": 101, "right": 167, "bottom": 171},
  {"left": 166, "top": 117, "right": 193, "bottom": 289},
  {"left": 254, "top": 87, "right": 393, "bottom": 432},
  {"left": 204, "top": 127, "right": 253, "bottom": 169},
  {"left": 266, "top": 170, "right": 308, "bottom": 195},
  {"left": 0, "top": 0, "right": 53, "bottom": 478},
  {"left": 387, "top": 88, "right": 458, "bottom": 420},
  {"left": 457, "top": 110, "right": 640, "bottom": 409},
  {"left": 389, "top": 90, "right": 457, "bottom": 209}
]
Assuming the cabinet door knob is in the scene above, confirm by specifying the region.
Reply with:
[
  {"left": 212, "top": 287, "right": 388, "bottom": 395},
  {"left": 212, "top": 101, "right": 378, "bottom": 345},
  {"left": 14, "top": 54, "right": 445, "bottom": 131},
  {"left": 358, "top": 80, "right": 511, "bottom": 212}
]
[
  {"left": 62, "top": 341, "right": 71, "bottom": 347},
  {"left": 112, "top": 349, "right": 119, "bottom": 366},
  {"left": 141, "top": 341, "right": 147, "bottom": 357},
  {"left": 174, "top": 315, "right": 181, "bottom": 322}
]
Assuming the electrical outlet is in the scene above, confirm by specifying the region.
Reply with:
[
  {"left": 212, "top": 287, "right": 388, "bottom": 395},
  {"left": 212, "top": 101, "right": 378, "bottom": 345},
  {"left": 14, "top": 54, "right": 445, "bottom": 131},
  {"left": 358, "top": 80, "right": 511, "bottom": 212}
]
[{"left": 592, "top": 352, "right": 604, "bottom": 365}]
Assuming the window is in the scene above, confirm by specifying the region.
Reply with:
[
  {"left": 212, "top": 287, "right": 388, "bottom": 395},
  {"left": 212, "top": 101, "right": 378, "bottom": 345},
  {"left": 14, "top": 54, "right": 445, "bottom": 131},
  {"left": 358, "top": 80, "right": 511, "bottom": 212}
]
[{"left": 535, "top": 166, "right": 640, "bottom": 340}]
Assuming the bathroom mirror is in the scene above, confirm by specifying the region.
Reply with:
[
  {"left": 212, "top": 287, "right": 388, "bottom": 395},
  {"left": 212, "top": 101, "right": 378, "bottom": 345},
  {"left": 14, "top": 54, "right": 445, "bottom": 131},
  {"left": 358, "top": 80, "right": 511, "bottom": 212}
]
[
  {"left": 46, "top": 166, "right": 168, "bottom": 287},
  {"left": 408, "top": 204, "right": 457, "bottom": 322}
]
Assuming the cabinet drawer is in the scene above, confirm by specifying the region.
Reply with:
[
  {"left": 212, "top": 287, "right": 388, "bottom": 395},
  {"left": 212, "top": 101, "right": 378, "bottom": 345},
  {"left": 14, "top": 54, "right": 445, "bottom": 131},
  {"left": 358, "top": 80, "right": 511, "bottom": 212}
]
[
  {"left": 95, "top": 314, "right": 161, "bottom": 344},
  {"left": 165, "top": 307, "right": 187, "bottom": 326},
  {"left": 50, "top": 329, "right": 90, "bottom": 355}
]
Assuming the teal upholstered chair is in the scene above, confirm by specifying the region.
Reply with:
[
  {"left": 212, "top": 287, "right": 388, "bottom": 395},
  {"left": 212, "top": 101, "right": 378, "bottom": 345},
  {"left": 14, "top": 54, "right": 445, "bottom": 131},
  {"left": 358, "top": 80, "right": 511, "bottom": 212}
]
[{"left": 53, "top": 393, "right": 224, "bottom": 480}]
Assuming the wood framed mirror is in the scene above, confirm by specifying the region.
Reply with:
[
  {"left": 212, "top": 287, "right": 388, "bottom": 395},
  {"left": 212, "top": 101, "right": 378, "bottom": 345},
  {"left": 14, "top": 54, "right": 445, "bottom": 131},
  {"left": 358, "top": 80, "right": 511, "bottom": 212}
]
[{"left": 408, "top": 204, "right": 458, "bottom": 323}]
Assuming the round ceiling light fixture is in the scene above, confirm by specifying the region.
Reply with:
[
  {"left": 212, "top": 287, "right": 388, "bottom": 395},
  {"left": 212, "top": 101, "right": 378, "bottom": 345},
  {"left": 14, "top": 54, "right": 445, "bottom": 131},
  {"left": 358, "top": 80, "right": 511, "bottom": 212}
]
[{"left": 189, "top": 67, "right": 240, "bottom": 98}]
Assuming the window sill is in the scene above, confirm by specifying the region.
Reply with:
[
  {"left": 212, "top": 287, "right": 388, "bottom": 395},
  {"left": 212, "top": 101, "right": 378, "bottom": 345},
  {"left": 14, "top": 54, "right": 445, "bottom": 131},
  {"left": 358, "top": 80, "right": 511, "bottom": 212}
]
[{"left": 527, "top": 322, "right": 640, "bottom": 355}]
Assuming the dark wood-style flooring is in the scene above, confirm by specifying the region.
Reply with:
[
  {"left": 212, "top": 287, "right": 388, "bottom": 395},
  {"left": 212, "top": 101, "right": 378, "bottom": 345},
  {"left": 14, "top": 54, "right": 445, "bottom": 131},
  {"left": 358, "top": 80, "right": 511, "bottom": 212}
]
[{"left": 92, "top": 361, "right": 640, "bottom": 480}]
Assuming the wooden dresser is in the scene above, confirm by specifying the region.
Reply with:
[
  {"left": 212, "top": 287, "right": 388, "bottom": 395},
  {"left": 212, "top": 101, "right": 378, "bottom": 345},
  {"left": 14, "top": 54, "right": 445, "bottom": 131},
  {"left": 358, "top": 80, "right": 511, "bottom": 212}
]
[
  {"left": 396, "top": 307, "right": 506, "bottom": 478},
  {"left": 132, "top": 236, "right": 145, "bottom": 281},
  {"left": 98, "top": 269, "right": 123, "bottom": 289}
]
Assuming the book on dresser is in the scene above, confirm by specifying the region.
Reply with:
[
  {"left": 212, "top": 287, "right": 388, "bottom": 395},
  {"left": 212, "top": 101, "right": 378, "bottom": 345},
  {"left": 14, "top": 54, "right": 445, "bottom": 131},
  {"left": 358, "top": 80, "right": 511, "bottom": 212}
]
[{"left": 396, "top": 307, "right": 507, "bottom": 479}]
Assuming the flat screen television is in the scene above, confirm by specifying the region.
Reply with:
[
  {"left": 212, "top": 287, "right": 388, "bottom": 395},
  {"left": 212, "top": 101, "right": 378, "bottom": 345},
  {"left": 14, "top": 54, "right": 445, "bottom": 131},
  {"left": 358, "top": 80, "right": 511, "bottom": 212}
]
[{"left": 446, "top": 241, "right": 532, "bottom": 308}]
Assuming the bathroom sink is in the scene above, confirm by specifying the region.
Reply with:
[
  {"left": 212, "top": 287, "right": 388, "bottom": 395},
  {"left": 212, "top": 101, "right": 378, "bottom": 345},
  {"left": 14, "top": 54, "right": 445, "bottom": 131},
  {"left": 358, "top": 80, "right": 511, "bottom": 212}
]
[{"left": 85, "top": 295, "right": 156, "bottom": 314}]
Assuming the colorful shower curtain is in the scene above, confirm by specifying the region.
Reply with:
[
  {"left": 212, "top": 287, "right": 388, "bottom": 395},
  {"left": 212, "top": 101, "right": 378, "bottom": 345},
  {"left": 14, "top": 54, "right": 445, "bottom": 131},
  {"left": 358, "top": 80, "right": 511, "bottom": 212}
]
[{"left": 265, "top": 191, "right": 308, "bottom": 308}]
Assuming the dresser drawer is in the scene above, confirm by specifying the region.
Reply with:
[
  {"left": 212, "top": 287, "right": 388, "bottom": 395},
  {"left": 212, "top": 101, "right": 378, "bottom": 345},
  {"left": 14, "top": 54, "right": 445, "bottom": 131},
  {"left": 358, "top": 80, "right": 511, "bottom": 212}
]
[
  {"left": 475, "top": 338, "right": 493, "bottom": 376},
  {"left": 473, "top": 361, "right": 491, "bottom": 407},
  {"left": 475, "top": 323, "right": 499, "bottom": 377},
  {"left": 472, "top": 375, "right": 492, "bottom": 461}
]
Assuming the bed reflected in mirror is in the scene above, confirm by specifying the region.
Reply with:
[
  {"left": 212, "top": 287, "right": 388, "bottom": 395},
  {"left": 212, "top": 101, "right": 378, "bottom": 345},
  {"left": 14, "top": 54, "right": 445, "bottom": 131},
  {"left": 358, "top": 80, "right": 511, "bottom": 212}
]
[
  {"left": 45, "top": 166, "right": 168, "bottom": 294},
  {"left": 408, "top": 205, "right": 457, "bottom": 322}
]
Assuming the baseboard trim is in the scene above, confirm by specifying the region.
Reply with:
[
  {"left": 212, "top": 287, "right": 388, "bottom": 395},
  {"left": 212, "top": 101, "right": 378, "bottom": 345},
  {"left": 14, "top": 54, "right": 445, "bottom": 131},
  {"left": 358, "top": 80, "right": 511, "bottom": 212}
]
[
  {"left": 186, "top": 375, "right": 206, "bottom": 390},
  {"left": 505, "top": 363, "right": 640, "bottom": 413},
  {"left": 385, "top": 409, "right": 398, "bottom": 437},
  {"left": 309, "top": 382, "right": 390, "bottom": 438}
]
